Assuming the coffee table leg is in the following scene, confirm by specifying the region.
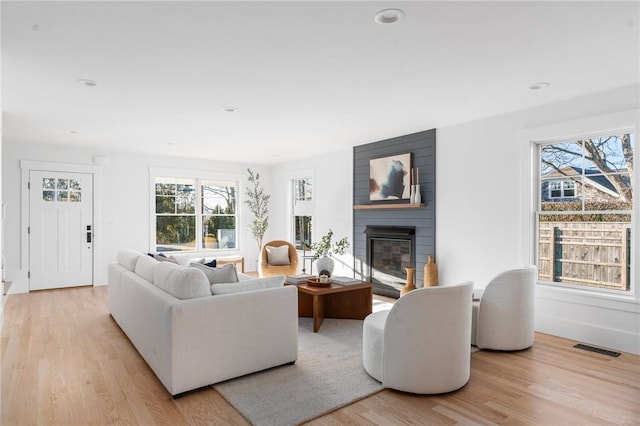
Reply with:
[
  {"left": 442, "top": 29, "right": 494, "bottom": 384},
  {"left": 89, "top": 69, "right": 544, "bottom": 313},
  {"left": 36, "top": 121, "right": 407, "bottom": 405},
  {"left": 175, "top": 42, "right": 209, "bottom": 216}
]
[{"left": 313, "top": 294, "right": 325, "bottom": 332}]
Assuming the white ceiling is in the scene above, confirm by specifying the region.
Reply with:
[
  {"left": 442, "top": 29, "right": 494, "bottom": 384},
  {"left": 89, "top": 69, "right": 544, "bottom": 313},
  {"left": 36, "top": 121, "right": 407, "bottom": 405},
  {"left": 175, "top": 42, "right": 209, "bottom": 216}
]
[{"left": 3, "top": 1, "right": 639, "bottom": 165}]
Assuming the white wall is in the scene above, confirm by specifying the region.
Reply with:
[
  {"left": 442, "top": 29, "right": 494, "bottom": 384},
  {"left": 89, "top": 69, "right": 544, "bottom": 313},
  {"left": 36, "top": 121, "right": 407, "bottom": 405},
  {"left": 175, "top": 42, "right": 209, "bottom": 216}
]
[
  {"left": 437, "top": 84, "right": 639, "bottom": 354},
  {"left": 2, "top": 141, "right": 270, "bottom": 293},
  {"left": 270, "top": 148, "right": 353, "bottom": 277},
  {"left": 0, "top": 116, "right": 3, "bottom": 326}
]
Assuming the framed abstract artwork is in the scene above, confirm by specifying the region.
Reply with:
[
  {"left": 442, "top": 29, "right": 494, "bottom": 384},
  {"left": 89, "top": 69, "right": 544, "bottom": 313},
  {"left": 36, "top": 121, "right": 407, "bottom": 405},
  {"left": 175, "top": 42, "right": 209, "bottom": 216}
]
[{"left": 369, "top": 153, "right": 411, "bottom": 201}]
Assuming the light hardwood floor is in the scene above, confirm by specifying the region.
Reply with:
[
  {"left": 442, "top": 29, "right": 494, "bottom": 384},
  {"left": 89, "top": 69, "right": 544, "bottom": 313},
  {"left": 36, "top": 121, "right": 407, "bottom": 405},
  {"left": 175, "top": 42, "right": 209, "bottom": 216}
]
[{"left": 2, "top": 286, "right": 639, "bottom": 425}]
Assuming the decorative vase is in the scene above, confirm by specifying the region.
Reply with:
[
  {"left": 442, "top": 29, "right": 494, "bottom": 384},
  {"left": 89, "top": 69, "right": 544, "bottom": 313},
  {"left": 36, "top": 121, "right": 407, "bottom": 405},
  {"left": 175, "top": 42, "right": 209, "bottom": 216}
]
[
  {"left": 316, "top": 256, "right": 334, "bottom": 277},
  {"left": 414, "top": 184, "right": 421, "bottom": 204},
  {"left": 400, "top": 266, "right": 416, "bottom": 296},
  {"left": 424, "top": 255, "right": 439, "bottom": 287},
  {"left": 409, "top": 185, "right": 416, "bottom": 204}
]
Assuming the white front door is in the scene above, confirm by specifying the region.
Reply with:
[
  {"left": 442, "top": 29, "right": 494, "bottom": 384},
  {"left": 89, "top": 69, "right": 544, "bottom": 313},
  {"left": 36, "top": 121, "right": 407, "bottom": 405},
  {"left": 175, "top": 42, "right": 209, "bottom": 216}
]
[{"left": 29, "top": 170, "right": 94, "bottom": 290}]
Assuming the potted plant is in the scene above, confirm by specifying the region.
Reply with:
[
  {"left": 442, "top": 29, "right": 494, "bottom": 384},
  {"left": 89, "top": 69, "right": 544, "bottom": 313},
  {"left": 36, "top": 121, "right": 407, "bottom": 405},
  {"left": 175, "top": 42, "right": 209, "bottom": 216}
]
[
  {"left": 311, "top": 229, "right": 350, "bottom": 277},
  {"left": 244, "top": 168, "right": 270, "bottom": 250}
]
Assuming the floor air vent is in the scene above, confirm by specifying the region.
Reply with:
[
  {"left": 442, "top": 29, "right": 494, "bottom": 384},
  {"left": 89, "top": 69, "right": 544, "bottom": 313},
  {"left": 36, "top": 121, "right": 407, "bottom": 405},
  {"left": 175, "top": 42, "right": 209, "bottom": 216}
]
[{"left": 574, "top": 343, "right": 620, "bottom": 357}]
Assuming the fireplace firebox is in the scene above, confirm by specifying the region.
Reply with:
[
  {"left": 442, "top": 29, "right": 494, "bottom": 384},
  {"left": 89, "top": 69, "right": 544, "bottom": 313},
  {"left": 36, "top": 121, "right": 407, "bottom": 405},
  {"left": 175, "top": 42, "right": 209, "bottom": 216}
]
[{"left": 365, "top": 226, "right": 416, "bottom": 298}]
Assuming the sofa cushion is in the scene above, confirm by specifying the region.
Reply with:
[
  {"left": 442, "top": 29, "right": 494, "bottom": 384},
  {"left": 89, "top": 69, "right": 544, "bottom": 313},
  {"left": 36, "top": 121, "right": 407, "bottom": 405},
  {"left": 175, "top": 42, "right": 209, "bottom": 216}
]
[
  {"left": 135, "top": 254, "right": 158, "bottom": 282},
  {"left": 153, "top": 262, "right": 211, "bottom": 299},
  {"left": 118, "top": 250, "right": 143, "bottom": 272},
  {"left": 266, "top": 245, "right": 290, "bottom": 265},
  {"left": 190, "top": 263, "right": 238, "bottom": 284},
  {"left": 211, "top": 275, "right": 285, "bottom": 295}
]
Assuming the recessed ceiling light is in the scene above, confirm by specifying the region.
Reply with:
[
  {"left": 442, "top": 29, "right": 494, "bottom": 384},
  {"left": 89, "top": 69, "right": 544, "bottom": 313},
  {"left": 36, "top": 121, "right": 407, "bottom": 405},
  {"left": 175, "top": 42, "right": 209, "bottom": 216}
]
[
  {"left": 374, "top": 8, "right": 405, "bottom": 25},
  {"left": 529, "top": 82, "right": 550, "bottom": 90},
  {"left": 222, "top": 106, "right": 237, "bottom": 113},
  {"left": 76, "top": 78, "right": 98, "bottom": 87}
]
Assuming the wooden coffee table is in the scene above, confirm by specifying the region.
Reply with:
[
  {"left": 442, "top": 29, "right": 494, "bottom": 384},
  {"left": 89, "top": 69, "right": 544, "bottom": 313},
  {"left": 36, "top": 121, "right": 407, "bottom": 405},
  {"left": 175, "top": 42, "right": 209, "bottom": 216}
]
[{"left": 294, "top": 281, "right": 373, "bottom": 332}]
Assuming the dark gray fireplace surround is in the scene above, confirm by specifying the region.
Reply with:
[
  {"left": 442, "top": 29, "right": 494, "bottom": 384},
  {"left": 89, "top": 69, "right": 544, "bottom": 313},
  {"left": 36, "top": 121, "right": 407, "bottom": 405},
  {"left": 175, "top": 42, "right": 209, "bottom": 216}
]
[
  {"left": 366, "top": 226, "right": 416, "bottom": 297},
  {"left": 353, "top": 129, "right": 436, "bottom": 298}
]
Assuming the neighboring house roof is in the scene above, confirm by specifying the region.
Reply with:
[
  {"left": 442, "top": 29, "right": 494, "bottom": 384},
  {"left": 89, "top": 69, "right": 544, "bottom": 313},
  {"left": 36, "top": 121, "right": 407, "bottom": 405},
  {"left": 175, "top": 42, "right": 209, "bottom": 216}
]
[{"left": 544, "top": 166, "right": 630, "bottom": 198}]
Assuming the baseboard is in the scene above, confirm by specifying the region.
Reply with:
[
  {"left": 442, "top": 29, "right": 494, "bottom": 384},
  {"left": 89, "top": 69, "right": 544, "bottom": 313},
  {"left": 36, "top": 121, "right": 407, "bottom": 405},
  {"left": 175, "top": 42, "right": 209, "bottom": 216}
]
[{"left": 536, "top": 314, "right": 640, "bottom": 355}]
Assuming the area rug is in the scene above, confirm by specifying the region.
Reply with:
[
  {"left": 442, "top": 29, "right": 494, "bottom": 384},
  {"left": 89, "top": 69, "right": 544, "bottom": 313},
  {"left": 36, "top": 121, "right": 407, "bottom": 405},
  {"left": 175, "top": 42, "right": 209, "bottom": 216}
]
[{"left": 213, "top": 317, "right": 384, "bottom": 426}]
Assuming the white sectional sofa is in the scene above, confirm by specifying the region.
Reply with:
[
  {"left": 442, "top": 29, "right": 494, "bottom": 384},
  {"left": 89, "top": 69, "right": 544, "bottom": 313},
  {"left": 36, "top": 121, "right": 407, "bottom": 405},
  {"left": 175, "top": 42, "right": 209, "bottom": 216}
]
[{"left": 108, "top": 249, "right": 298, "bottom": 396}]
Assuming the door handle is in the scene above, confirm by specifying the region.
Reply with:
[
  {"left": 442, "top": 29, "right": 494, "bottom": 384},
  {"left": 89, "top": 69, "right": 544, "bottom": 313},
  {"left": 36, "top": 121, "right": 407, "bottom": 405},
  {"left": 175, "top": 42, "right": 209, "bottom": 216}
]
[{"left": 87, "top": 232, "right": 92, "bottom": 243}]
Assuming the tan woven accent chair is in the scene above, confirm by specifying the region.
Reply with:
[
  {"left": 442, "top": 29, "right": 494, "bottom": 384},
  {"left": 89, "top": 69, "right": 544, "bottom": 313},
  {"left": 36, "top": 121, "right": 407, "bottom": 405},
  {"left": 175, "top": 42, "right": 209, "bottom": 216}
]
[{"left": 258, "top": 240, "right": 299, "bottom": 277}]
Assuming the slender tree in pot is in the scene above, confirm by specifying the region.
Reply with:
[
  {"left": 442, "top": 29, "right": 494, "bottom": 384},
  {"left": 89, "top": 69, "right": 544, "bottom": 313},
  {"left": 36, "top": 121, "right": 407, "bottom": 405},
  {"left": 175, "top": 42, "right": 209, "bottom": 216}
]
[
  {"left": 311, "top": 229, "right": 350, "bottom": 277},
  {"left": 244, "top": 169, "right": 270, "bottom": 250}
]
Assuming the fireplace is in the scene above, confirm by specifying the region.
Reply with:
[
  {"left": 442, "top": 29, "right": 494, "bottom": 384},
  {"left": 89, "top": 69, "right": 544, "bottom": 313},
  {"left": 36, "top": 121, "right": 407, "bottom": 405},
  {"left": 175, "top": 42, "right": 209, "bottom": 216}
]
[{"left": 365, "top": 226, "right": 416, "bottom": 298}]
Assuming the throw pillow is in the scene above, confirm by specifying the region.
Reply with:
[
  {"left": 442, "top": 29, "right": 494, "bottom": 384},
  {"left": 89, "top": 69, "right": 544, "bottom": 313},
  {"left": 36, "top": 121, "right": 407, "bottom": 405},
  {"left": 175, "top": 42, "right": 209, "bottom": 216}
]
[
  {"left": 266, "top": 245, "right": 290, "bottom": 266},
  {"left": 204, "top": 259, "right": 217, "bottom": 267},
  {"left": 211, "top": 275, "right": 285, "bottom": 295},
  {"left": 190, "top": 263, "right": 238, "bottom": 284}
]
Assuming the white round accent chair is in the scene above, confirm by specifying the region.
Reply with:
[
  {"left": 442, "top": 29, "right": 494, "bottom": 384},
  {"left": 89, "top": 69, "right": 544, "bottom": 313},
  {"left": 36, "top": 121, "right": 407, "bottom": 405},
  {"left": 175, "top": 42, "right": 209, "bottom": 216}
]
[
  {"left": 362, "top": 281, "right": 474, "bottom": 394},
  {"left": 471, "top": 266, "right": 537, "bottom": 351}
]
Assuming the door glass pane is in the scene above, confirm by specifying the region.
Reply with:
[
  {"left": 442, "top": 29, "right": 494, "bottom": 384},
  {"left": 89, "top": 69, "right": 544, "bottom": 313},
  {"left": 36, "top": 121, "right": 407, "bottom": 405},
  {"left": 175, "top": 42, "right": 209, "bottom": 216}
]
[
  {"left": 69, "top": 179, "right": 82, "bottom": 191},
  {"left": 43, "top": 191, "right": 55, "bottom": 201},
  {"left": 42, "top": 178, "right": 55, "bottom": 190},
  {"left": 57, "top": 191, "right": 68, "bottom": 202},
  {"left": 69, "top": 192, "right": 82, "bottom": 202},
  {"left": 57, "top": 179, "right": 68, "bottom": 190}
]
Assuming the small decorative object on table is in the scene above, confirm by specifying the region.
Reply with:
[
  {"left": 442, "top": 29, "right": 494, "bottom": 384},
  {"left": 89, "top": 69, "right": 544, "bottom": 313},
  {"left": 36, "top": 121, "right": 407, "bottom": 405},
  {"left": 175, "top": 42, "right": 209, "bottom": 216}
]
[
  {"left": 400, "top": 266, "right": 416, "bottom": 296},
  {"left": 424, "top": 255, "right": 439, "bottom": 287},
  {"left": 311, "top": 229, "right": 350, "bottom": 277}
]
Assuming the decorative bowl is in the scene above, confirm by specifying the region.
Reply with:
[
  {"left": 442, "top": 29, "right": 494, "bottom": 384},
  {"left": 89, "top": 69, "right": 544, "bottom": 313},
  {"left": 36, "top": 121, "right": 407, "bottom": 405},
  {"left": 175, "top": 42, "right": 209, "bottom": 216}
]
[{"left": 306, "top": 278, "right": 332, "bottom": 287}]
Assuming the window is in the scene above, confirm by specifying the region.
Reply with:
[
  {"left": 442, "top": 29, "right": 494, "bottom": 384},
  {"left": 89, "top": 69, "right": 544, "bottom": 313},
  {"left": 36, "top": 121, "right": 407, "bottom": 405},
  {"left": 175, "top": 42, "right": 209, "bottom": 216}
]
[
  {"left": 292, "top": 178, "right": 313, "bottom": 251},
  {"left": 537, "top": 133, "right": 634, "bottom": 292},
  {"left": 155, "top": 176, "right": 237, "bottom": 252},
  {"left": 548, "top": 180, "right": 576, "bottom": 199}
]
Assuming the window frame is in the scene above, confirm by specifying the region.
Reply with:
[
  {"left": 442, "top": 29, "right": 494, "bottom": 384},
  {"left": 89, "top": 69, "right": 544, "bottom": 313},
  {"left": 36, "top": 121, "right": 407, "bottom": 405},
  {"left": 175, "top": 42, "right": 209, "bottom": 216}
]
[
  {"left": 533, "top": 128, "right": 635, "bottom": 297},
  {"left": 149, "top": 167, "right": 241, "bottom": 254}
]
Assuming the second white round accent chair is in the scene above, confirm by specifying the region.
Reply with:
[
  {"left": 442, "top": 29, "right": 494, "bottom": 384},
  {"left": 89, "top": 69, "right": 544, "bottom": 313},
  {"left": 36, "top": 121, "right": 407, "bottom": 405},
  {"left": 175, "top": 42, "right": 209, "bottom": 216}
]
[{"left": 362, "top": 281, "right": 474, "bottom": 394}]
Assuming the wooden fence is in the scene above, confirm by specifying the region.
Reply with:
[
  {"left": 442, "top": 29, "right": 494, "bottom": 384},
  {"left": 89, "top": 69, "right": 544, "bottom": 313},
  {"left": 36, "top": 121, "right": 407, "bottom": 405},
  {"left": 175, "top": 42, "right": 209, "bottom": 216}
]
[{"left": 538, "top": 222, "right": 631, "bottom": 291}]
